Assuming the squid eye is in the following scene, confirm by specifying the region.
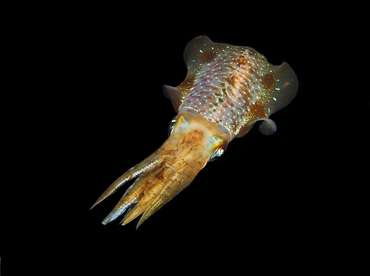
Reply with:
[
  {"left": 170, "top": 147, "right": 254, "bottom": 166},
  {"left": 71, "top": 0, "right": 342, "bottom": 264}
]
[
  {"left": 167, "top": 116, "right": 177, "bottom": 136},
  {"left": 210, "top": 147, "right": 225, "bottom": 162}
]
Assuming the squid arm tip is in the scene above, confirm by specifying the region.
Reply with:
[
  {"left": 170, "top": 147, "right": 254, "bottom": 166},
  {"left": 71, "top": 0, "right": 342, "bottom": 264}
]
[
  {"left": 136, "top": 218, "right": 145, "bottom": 229},
  {"left": 90, "top": 196, "right": 106, "bottom": 210},
  {"left": 90, "top": 201, "right": 99, "bottom": 211},
  {"left": 101, "top": 215, "right": 110, "bottom": 225}
]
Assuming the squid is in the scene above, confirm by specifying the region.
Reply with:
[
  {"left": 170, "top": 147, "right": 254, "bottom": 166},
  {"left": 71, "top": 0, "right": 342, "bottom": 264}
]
[{"left": 91, "top": 36, "right": 298, "bottom": 228}]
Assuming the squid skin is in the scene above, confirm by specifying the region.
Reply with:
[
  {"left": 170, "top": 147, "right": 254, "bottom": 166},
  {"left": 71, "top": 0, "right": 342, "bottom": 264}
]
[{"left": 91, "top": 36, "right": 298, "bottom": 228}]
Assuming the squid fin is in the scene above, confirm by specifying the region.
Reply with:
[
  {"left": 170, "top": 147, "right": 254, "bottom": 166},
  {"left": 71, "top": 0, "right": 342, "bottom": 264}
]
[
  {"left": 266, "top": 62, "right": 299, "bottom": 115},
  {"left": 163, "top": 85, "right": 183, "bottom": 111},
  {"left": 183, "top": 36, "right": 217, "bottom": 69},
  {"left": 164, "top": 36, "right": 225, "bottom": 112},
  {"left": 237, "top": 62, "right": 298, "bottom": 138},
  {"left": 258, "top": 119, "right": 277, "bottom": 136}
]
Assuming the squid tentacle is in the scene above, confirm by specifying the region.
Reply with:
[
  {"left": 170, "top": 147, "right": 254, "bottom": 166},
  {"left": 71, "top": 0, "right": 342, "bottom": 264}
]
[{"left": 90, "top": 149, "right": 162, "bottom": 210}]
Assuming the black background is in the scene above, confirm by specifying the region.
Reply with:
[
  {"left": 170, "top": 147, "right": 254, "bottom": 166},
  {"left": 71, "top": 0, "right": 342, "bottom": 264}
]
[{"left": 2, "top": 2, "right": 369, "bottom": 275}]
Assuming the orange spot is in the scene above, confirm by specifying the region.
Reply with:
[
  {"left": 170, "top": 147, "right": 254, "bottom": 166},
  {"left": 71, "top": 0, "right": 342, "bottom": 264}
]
[
  {"left": 251, "top": 101, "right": 266, "bottom": 117},
  {"left": 201, "top": 48, "right": 217, "bottom": 63},
  {"left": 261, "top": 73, "right": 275, "bottom": 90}
]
